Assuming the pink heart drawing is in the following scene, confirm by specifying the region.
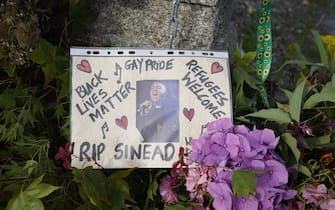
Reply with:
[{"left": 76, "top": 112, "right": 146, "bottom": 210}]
[
  {"left": 211, "top": 62, "right": 223, "bottom": 74},
  {"left": 183, "top": 108, "right": 195, "bottom": 121},
  {"left": 115, "top": 116, "right": 128, "bottom": 130},
  {"left": 77, "top": 59, "right": 91, "bottom": 73}
]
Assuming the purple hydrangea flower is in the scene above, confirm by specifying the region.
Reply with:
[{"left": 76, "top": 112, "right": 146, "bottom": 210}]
[
  {"left": 234, "top": 195, "right": 259, "bottom": 210},
  {"left": 165, "top": 118, "right": 297, "bottom": 209},
  {"left": 263, "top": 159, "right": 289, "bottom": 187},
  {"left": 207, "top": 181, "right": 233, "bottom": 210},
  {"left": 247, "top": 127, "right": 279, "bottom": 158}
]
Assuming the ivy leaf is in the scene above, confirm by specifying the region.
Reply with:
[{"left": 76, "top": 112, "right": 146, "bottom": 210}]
[
  {"left": 245, "top": 108, "right": 291, "bottom": 124},
  {"left": 289, "top": 78, "right": 306, "bottom": 123},
  {"left": 232, "top": 170, "right": 263, "bottom": 198}
]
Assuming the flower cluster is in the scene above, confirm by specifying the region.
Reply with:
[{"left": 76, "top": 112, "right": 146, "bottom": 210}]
[
  {"left": 302, "top": 183, "right": 335, "bottom": 209},
  {"left": 160, "top": 118, "right": 296, "bottom": 209},
  {"left": 321, "top": 35, "right": 335, "bottom": 58},
  {"left": 55, "top": 142, "right": 74, "bottom": 170}
]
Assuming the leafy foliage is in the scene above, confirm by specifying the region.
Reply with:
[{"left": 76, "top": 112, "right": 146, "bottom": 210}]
[
  {"left": 0, "top": 0, "right": 334, "bottom": 209},
  {"left": 6, "top": 175, "right": 61, "bottom": 210}
]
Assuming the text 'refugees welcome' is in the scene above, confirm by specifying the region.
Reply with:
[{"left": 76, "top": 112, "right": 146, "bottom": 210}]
[{"left": 183, "top": 59, "right": 228, "bottom": 119}]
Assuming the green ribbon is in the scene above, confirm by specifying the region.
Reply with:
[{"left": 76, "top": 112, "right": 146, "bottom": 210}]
[{"left": 255, "top": 0, "right": 272, "bottom": 107}]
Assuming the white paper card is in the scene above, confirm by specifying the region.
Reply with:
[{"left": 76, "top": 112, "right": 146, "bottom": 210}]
[{"left": 70, "top": 48, "right": 232, "bottom": 168}]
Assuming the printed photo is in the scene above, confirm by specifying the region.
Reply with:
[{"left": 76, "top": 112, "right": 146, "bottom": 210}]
[{"left": 136, "top": 80, "right": 179, "bottom": 142}]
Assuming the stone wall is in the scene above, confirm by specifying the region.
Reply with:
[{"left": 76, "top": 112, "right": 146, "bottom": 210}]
[
  {"left": 84, "top": 0, "right": 335, "bottom": 63},
  {"left": 84, "top": 0, "right": 236, "bottom": 54}
]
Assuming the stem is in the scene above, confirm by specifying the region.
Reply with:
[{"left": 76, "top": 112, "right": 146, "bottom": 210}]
[{"left": 300, "top": 111, "right": 324, "bottom": 125}]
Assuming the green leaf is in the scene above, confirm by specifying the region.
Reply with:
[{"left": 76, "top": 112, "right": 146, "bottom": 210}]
[
  {"left": 281, "top": 133, "right": 301, "bottom": 163},
  {"left": 0, "top": 93, "right": 16, "bottom": 109},
  {"left": 25, "top": 183, "right": 61, "bottom": 199},
  {"left": 29, "top": 39, "right": 56, "bottom": 65},
  {"left": 28, "top": 39, "right": 67, "bottom": 84},
  {"left": 147, "top": 169, "right": 165, "bottom": 201},
  {"left": 288, "top": 43, "right": 308, "bottom": 64},
  {"left": 20, "top": 109, "right": 35, "bottom": 127},
  {"left": 165, "top": 204, "right": 187, "bottom": 210},
  {"left": 311, "top": 30, "right": 329, "bottom": 68},
  {"left": 28, "top": 199, "right": 44, "bottom": 210},
  {"left": 1, "top": 61, "right": 16, "bottom": 77},
  {"left": 242, "top": 51, "right": 256, "bottom": 63},
  {"left": 303, "top": 92, "right": 335, "bottom": 109},
  {"left": 233, "top": 68, "right": 258, "bottom": 89},
  {"left": 245, "top": 108, "right": 291, "bottom": 124},
  {"left": 6, "top": 191, "right": 46, "bottom": 210},
  {"left": 280, "top": 88, "right": 293, "bottom": 100},
  {"left": 57, "top": 71, "right": 70, "bottom": 100},
  {"left": 27, "top": 175, "right": 43, "bottom": 188},
  {"left": 232, "top": 170, "right": 263, "bottom": 198},
  {"left": 275, "top": 60, "right": 324, "bottom": 81},
  {"left": 44, "top": 62, "right": 57, "bottom": 84},
  {"left": 108, "top": 168, "right": 136, "bottom": 210},
  {"left": 306, "top": 134, "right": 332, "bottom": 149},
  {"left": 22, "top": 160, "right": 38, "bottom": 176},
  {"left": 54, "top": 104, "right": 65, "bottom": 122},
  {"left": 6, "top": 192, "right": 30, "bottom": 210},
  {"left": 31, "top": 97, "right": 45, "bottom": 117},
  {"left": 109, "top": 168, "right": 135, "bottom": 180},
  {"left": 299, "top": 164, "right": 312, "bottom": 177},
  {"left": 73, "top": 167, "right": 110, "bottom": 208},
  {"left": 235, "top": 84, "right": 247, "bottom": 107},
  {"left": 303, "top": 81, "right": 335, "bottom": 109},
  {"left": 289, "top": 78, "right": 306, "bottom": 123}
]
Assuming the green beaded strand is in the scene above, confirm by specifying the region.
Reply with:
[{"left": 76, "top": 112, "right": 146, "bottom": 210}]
[{"left": 255, "top": 0, "right": 272, "bottom": 107}]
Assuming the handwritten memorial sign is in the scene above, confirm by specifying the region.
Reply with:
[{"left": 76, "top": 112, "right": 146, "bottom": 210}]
[{"left": 70, "top": 48, "right": 232, "bottom": 168}]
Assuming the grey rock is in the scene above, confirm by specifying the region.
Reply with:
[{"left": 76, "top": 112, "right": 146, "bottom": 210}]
[{"left": 84, "top": 0, "right": 234, "bottom": 54}]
